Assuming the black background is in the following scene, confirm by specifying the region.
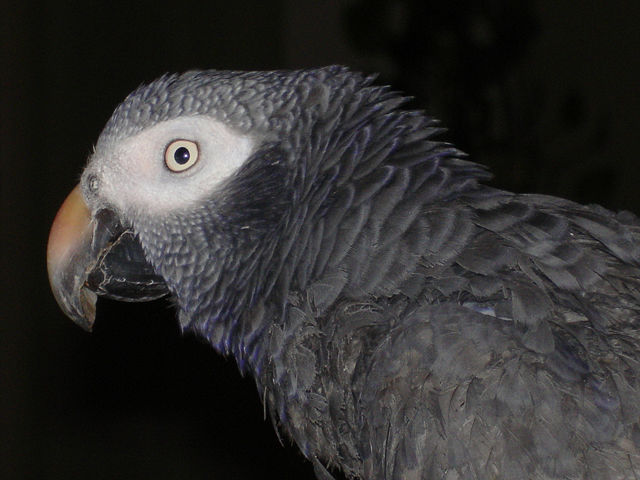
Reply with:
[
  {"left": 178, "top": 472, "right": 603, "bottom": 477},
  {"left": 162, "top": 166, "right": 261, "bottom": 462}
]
[{"left": 2, "top": 1, "right": 639, "bottom": 478}]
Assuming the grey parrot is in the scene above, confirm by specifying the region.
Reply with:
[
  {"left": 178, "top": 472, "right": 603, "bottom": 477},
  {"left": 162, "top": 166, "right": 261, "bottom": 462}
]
[{"left": 47, "top": 66, "right": 640, "bottom": 479}]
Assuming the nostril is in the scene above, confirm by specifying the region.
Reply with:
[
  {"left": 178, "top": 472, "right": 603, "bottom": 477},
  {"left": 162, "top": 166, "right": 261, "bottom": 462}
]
[{"left": 87, "top": 174, "right": 100, "bottom": 193}]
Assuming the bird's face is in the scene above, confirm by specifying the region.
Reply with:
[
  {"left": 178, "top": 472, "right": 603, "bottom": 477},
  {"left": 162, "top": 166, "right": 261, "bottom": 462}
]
[{"left": 46, "top": 72, "right": 281, "bottom": 331}]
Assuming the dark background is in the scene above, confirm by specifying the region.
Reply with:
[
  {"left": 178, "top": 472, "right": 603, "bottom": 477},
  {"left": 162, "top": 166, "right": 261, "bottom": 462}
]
[{"left": 2, "top": 1, "right": 638, "bottom": 478}]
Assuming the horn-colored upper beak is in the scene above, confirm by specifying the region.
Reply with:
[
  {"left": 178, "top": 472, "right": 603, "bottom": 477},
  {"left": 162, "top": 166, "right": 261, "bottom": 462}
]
[{"left": 47, "top": 185, "right": 98, "bottom": 330}]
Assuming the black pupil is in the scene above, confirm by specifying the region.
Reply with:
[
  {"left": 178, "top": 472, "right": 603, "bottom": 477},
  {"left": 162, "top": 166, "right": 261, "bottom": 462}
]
[{"left": 174, "top": 146, "right": 190, "bottom": 165}]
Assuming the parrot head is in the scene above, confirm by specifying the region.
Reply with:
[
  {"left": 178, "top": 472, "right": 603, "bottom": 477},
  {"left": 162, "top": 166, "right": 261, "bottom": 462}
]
[{"left": 47, "top": 69, "right": 314, "bottom": 332}]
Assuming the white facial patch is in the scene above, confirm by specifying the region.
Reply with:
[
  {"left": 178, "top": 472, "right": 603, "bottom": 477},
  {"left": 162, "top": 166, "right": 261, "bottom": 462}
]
[{"left": 90, "top": 116, "right": 255, "bottom": 218}]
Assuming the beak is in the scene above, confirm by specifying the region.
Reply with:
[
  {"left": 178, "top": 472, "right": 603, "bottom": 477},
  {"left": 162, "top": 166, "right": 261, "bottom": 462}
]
[{"left": 47, "top": 185, "right": 169, "bottom": 331}]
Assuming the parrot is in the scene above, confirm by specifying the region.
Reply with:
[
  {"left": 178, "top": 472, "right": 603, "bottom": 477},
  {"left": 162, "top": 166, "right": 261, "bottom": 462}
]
[{"left": 47, "top": 66, "right": 640, "bottom": 479}]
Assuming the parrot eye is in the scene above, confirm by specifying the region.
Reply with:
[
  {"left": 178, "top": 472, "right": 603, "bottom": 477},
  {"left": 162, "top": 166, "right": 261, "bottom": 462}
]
[{"left": 165, "top": 140, "right": 199, "bottom": 172}]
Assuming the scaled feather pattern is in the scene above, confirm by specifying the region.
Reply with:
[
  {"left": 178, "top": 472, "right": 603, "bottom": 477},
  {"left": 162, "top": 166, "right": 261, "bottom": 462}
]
[{"left": 70, "top": 67, "right": 640, "bottom": 479}]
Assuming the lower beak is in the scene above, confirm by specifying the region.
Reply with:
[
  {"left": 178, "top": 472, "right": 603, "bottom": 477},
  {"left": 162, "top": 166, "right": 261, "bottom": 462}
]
[{"left": 47, "top": 185, "right": 169, "bottom": 331}]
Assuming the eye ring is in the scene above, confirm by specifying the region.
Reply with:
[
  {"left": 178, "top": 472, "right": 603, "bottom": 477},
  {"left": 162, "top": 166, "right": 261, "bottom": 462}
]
[{"left": 165, "top": 139, "right": 199, "bottom": 172}]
